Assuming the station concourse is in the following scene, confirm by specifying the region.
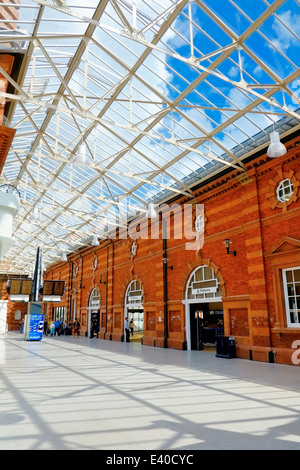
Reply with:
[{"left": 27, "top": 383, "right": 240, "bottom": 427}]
[
  {"left": 0, "top": 0, "right": 300, "bottom": 453},
  {"left": 0, "top": 331, "right": 300, "bottom": 451}
]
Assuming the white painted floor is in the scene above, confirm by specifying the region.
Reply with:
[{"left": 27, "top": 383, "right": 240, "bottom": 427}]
[{"left": 0, "top": 332, "right": 300, "bottom": 450}]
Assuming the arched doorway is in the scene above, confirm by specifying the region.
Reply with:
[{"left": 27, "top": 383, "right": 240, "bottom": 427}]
[
  {"left": 125, "top": 280, "right": 144, "bottom": 343},
  {"left": 183, "top": 265, "right": 224, "bottom": 351},
  {"left": 88, "top": 287, "right": 101, "bottom": 338}
]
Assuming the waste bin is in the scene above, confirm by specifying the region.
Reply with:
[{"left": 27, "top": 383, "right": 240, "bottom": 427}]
[{"left": 216, "top": 336, "right": 236, "bottom": 359}]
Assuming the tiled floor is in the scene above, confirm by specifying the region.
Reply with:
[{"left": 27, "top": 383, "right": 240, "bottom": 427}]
[{"left": 0, "top": 332, "right": 300, "bottom": 450}]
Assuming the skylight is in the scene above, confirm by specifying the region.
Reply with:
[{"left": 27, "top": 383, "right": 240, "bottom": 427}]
[{"left": 0, "top": 0, "right": 299, "bottom": 274}]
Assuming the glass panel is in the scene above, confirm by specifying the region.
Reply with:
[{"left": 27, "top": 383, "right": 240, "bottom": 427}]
[
  {"left": 287, "top": 285, "right": 295, "bottom": 296},
  {"left": 284, "top": 268, "right": 300, "bottom": 327},
  {"left": 193, "top": 280, "right": 217, "bottom": 289},
  {"left": 216, "top": 285, "right": 223, "bottom": 297},
  {"left": 194, "top": 268, "right": 203, "bottom": 282},
  {"left": 187, "top": 266, "right": 221, "bottom": 300},
  {"left": 127, "top": 281, "right": 142, "bottom": 304},
  {"left": 1, "top": 0, "right": 299, "bottom": 275},
  {"left": 294, "top": 270, "right": 300, "bottom": 282},
  {"left": 290, "top": 312, "right": 298, "bottom": 324},
  {"left": 204, "top": 266, "right": 213, "bottom": 280},
  {"left": 276, "top": 179, "right": 294, "bottom": 202}
]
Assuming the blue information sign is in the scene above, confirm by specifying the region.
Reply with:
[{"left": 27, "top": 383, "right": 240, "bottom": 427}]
[{"left": 28, "top": 314, "right": 44, "bottom": 341}]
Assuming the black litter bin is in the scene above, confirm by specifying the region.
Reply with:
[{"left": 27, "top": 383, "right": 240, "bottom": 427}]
[{"left": 216, "top": 336, "right": 236, "bottom": 359}]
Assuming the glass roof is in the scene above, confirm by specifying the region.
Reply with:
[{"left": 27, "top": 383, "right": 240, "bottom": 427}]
[{"left": 0, "top": 0, "right": 299, "bottom": 275}]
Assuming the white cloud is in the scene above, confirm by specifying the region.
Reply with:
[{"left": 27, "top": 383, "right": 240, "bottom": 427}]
[{"left": 271, "top": 10, "right": 300, "bottom": 52}]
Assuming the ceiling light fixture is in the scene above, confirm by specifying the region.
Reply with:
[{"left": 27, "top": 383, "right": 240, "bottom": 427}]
[
  {"left": 267, "top": 131, "right": 287, "bottom": 159},
  {"left": 31, "top": 207, "right": 40, "bottom": 222},
  {"left": 61, "top": 251, "right": 67, "bottom": 262},
  {"left": 91, "top": 234, "right": 100, "bottom": 246},
  {"left": 145, "top": 203, "right": 157, "bottom": 219},
  {"left": 52, "top": 0, "right": 67, "bottom": 8},
  {"left": 267, "top": 100, "right": 286, "bottom": 159},
  {"left": 72, "top": 144, "right": 90, "bottom": 167}
]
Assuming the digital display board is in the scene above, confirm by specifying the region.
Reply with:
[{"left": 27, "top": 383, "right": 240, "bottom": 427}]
[
  {"left": 53, "top": 281, "right": 64, "bottom": 296},
  {"left": 21, "top": 280, "right": 33, "bottom": 295},
  {"left": 9, "top": 279, "right": 33, "bottom": 295},
  {"left": 42, "top": 280, "right": 65, "bottom": 296},
  {"left": 9, "top": 280, "right": 21, "bottom": 295},
  {"left": 42, "top": 281, "right": 54, "bottom": 295}
]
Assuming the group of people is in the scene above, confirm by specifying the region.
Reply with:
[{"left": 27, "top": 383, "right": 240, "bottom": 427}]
[
  {"left": 44, "top": 319, "right": 67, "bottom": 337},
  {"left": 43, "top": 316, "right": 134, "bottom": 341},
  {"left": 44, "top": 318, "right": 81, "bottom": 338}
]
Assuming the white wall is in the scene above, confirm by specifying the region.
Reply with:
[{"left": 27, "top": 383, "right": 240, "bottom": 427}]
[{"left": 0, "top": 301, "right": 8, "bottom": 334}]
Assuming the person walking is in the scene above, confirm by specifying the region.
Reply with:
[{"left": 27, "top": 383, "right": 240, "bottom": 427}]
[
  {"left": 125, "top": 317, "right": 130, "bottom": 343},
  {"left": 50, "top": 322, "right": 55, "bottom": 337},
  {"left": 129, "top": 318, "right": 134, "bottom": 336}
]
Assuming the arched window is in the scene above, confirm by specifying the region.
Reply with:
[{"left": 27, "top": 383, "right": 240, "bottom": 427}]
[
  {"left": 186, "top": 265, "right": 222, "bottom": 301},
  {"left": 89, "top": 287, "right": 101, "bottom": 309},
  {"left": 125, "top": 280, "right": 143, "bottom": 306},
  {"left": 125, "top": 280, "right": 143, "bottom": 334}
]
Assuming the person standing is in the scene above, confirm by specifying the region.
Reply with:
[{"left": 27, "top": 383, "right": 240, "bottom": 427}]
[
  {"left": 54, "top": 318, "right": 61, "bottom": 336},
  {"left": 50, "top": 322, "right": 55, "bottom": 337},
  {"left": 129, "top": 318, "right": 134, "bottom": 336},
  {"left": 125, "top": 317, "right": 130, "bottom": 343},
  {"left": 73, "top": 318, "right": 80, "bottom": 338}
]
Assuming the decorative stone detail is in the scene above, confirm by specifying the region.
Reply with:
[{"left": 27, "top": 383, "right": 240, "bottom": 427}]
[{"left": 266, "top": 169, "right": 299, "bottom": 211}]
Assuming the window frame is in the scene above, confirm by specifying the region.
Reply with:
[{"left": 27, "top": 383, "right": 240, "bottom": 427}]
[
  {"left": 276, "top": 178, "right": 294, "bottom": 203},
  {"left": 282, "top": 266, "right": 300, "bottom": 328}
]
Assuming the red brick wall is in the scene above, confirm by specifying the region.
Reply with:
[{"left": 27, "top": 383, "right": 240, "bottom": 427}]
[
  {"left": 3, "top": 135, "right": 300, "bottom": 366},
  {"left": 0, "top": 278, "right": 28, "bottom": 330},
  {"left": 0, "top": 0, "right": 20, "bottom": 31},
  {"left": 39, "top": 135, "right": 300, "bottom": 365}
]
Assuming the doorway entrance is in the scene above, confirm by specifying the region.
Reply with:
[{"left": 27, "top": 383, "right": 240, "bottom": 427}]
[
  {"left": 88, "top": 288, "right": 101, "bottom": 338},
  {"left": 125, "top": 280, "right": 144, "bottom": 343},
  {"left": 189, "top": 302, "right": 224, "bottom": 350},
  {"left": 184, "top": 265, "right": 224, "bottom": 351}
]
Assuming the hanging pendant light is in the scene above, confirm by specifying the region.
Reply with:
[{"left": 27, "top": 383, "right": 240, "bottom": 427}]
[
  {"left": 53, "top": 0, "right": 67, "bottom": 7},
  {"left": 267, "top": 131, "right": 287, "bottom": 158},
  {"left": 31, "top": 207, "right": 39, "bottom": 222},
  {"left": 91, "top": 234, "right": 100, "bottom": 246},
  {"left": 73, "top": 144, "right": 90, "bottom": 167},
  {"left": 145, "top": 203, "right": 157, "bottom": 219}
]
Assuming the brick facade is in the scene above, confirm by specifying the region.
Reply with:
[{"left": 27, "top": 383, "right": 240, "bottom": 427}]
[
  {"left": 0, "top": 0, "right": 18, "bottom": 169},
  {"left": 3, "top": 135, "right": 300, "bottom": 366},
  {"left": 0, "top": 0, "right": 20, "bottom": 31}
]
